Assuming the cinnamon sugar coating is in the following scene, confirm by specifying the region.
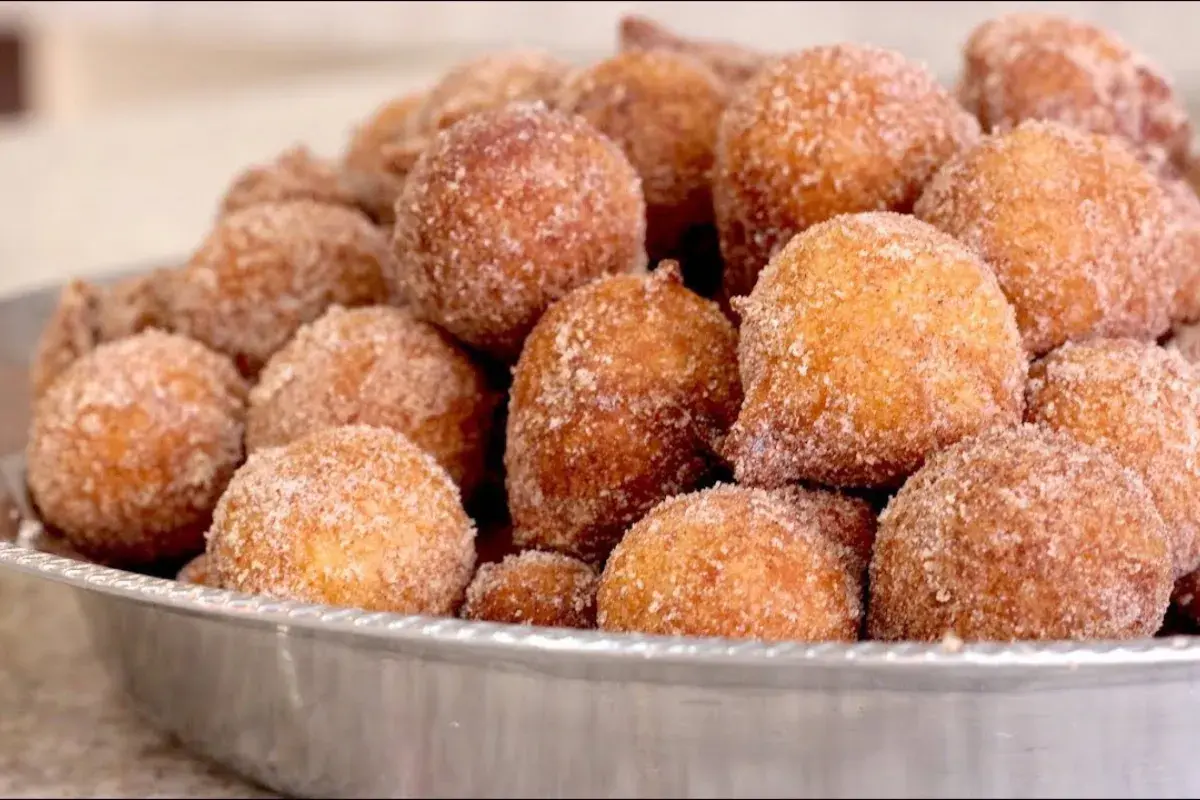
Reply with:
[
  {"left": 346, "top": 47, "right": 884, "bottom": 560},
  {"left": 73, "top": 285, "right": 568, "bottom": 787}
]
[
  {"left": 958, "top": 12, "right": 1192, "bottom": 167},
  {"left": 414, "top": 50, "right": 572, "bottom": 134},
  {"left": 868, "top": 424, "right": 1172, "bottom": 642},
  {"left": 163, "top": 200, "right": 391, "bottom": 376},
  {"left": 616, "top": 14, "right": 772, "bottom": 89},
  {"left": 597, "top": 484, "right": 862, "bottom": 643},
  {"left": 247, "top": 305, "right": 497, "bottom": 498},
  {"left": 915, "top": 120, "right": 1177, "bottom": 356},
  {"left": 208, "top": 425, "right": 476, "bottom": 616},
  {"left": 461, "top": 550, "right": 598, "bottom": 629},
  {"left": 341, "top": 92, "right": 428, "bottom": 225},
  {"left": 26, "top": 330, "right": 247, "bottom": 568},
  {"left": 218, "top": 145, "right": 358, "bottom": 218},
  {"left": 30, "top": 280, "right": 100, "bottom": 400},
  {"left": 31, "top": 271, "right": 174, "bottom": 400},
  {"left": 556, "top": 50, "right": 727, "bottom": 266},
  {"left": 727, "top": 212, "right": 1026, "bottom": 490},
  {"left": 1026, "top": 338, "right": 1200, "bottom": 578},
  {"left": 772, "top": 485, "right": 878, "bottom": 579},
  {"left": 505, "top": 264, "right": 741, "bottom": 563},
  {"left": 713, "top": 44, "right": 980, "bottom": 301},
  {"left": 177, "top": 553, "right": 217, "bottom": 588},
  {"left": 391, "top": 103, "right": 648, "bottom": 361}
]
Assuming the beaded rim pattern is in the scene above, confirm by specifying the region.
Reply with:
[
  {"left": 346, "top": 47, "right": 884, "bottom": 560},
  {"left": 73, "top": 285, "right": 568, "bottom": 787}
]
[{"left": 2, "top": 539, "right": 1198, "bottom": 670}]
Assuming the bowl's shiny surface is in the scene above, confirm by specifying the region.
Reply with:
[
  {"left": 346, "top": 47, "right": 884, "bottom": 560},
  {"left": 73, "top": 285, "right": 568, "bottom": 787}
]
[{"left": 3, "top": 278, "right": 1200, "bottom": 799}]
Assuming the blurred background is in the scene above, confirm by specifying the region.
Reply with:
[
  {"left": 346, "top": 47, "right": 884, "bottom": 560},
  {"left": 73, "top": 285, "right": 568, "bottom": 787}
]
[
  {"left": 0, "top": 1, "right": 1197, "bottom": 124},
  {"left": 0, "top": 1, "right": 1197, "bottom": 294}
]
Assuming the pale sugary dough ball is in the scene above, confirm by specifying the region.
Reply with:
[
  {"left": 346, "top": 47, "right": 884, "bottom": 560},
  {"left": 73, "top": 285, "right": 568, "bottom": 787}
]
[{"left": 726, "top": 211, "right": 1026, "bottom": 490}]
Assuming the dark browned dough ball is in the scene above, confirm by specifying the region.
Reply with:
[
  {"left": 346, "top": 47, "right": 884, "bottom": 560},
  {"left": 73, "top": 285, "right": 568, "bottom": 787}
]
[
  {"left": 713, "top": 43, "right": 980, "bottom": 301},
  {"left": 391, "top": 103, "right": 648, "bottom": 361},
  {"left": 556, "top": 50, "right": 727, "bottom": 270},
  {"left": 505, "top": 263, "right": 740, "bottom": 563}
]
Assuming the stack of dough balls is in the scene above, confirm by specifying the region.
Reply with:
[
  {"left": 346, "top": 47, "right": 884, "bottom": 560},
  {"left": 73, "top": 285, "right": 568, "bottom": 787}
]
[{"left": 24, "top": 11, "right": 1200, "bottom": 646}]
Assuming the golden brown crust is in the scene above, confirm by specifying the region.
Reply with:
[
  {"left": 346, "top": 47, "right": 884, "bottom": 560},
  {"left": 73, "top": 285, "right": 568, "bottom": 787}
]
[
  {"left": 247, "top": 305, "right": 497, "bottom": 498},
  {"left": 164, "top": 200, "right": 392, "bottom": 376},
  {"left": 868, "top": 424, "right": 1172, "bottom": 642},
  {"left": 176, "top": 553, "right": 217, "bottom": 588},
  {"left": 218, "top": 145, "right": 359, "bottom": 219},
  {"left": 915, "top": 120, "right": 1177, "bottom": 356},
  {"left": 958, "top": 12, "right": 1192, "bottom": 167},
  {"left": 208, "top": 425, "right": 476, "bottom": 615},
  {"left": 1025, "top": 338, "right": 1200, "bottom": 578},
  {"left": 342, "top": 92, "right": 428, "bottom": 225},
  {"left": 461, "top": 550, "right": 598, "bottom": 629},
  {"left": 30, "top": 280, "right": 101, "bottom": 401},
  {"left": 771, "top": 485, "right": 877, "bottom": 579},
  {"left": 414, "top": 50, "right": 572, "bottom": 134},
  {"left": 555, "top": 50, "right": 727, "bottom": 264},
  {"left": 26, "top": 330, "right": 247, "bottom": 568},
  {"left": 726, "top": 212, "right": 1027, "bottom": 489},
  {"left": 95, "top": 271, "right": 171, "bottom": 342},
  {"left": 505, "top": 265, "right": 741, "bottom": 563},
  {"left": 713, "top": 44, "right": 980, "bottom": 301},
  {"left": 616, "top": 14, "right": 771, "bottom": 89},
  {"left": 391, "top": 104, "right": 648, "bottom": 361},
  {"left": 597, "top": 484, "right": 862, "bottom": 643}
]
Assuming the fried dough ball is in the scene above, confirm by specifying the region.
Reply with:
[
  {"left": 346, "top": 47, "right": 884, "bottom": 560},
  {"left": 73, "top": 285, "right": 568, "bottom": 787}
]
[
  {"left": 392, "top": 103, "right": 648, "bottom": 360},
  {"left": 217, "top": 145, "right": 358, "bottom": 219},
  {"left": 726, "top": 212, "right": 1026, "bottom": 490},
  {"left": 868, "top": 424, "right": 1172, "bottom": 642},
  {"left": 341, "top": 91, "right": 428, "bottom": 225},
  {"left": 617, "top": 14, "right": 772, "bottom": 89},
  {"left": 713, "top": 44, "right": 980, "bottom": 301},
  {"left": 30, "top": 280, "right": 99, "bottom": 400},
  {"left": 958, "top": 13, "right": 1192, "bottom": 167},
  {"left": 26, "top": 330, "right": 247, "bottom": 568},
  {"left": 506, "top": 264, "right": 741, "bottom": 563},
  {"left": 177, "top": 553, "right": 217, "bottom": 588},
  {"left": 915, "top": 120, "right": 1177, "bottom": 356},
  {"left": 246, "top": 305, "right": 496, "bottom": 498},
  {"left": 30, "top": 270, "right": 177, "bottom": 399},
  {"left": 1153, "top": 157, "right": 1200, "bottom": 324},
  {"left": 1026, "top": 338, "right": 1200, "bottom": 578},
  {"left": 413, "top": 51, "right": 571, "bottom": 135},
  {"left": 772, "top": 485, "right": 877, "bottom": 579},
  {"left": 597, "top": 485, "right": 862, "bottom": 643},
  {"left": 461, "top": 550, "right": 598, "bottom": 629},
  {"left": 208, "top": 425, "right": 476, "bottom": 615},
  {"left": 164, "top": 200, "right": 391, "bottom": 376},
  {"left": 555, "top": 50, "right": 727, "bottom": 266},
  {"left": 95, "top": 271, "right": 170, "bottom": 342}
]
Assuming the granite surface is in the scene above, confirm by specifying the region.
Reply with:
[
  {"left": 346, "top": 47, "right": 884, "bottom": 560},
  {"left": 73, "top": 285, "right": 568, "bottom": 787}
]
[{"left": 0, "top": 572, "right": 276, "bottom": 799}]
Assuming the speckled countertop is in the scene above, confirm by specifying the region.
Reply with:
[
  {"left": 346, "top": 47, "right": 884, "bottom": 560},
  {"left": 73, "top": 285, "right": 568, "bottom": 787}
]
[{"left": 0, "top": 64, "right": 447, "bottom": 799}]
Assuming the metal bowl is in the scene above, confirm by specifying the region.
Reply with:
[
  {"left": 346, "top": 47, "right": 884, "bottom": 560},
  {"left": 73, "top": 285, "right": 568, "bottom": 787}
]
[{"left": 2, "top": 277, "right": 1200, "bottom": 799}]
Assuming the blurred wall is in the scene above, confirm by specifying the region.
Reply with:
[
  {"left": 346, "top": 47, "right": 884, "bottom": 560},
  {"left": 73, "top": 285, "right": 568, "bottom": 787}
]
[{"left": 4, "top": 1, "right": 1200, "bottom": 124}]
